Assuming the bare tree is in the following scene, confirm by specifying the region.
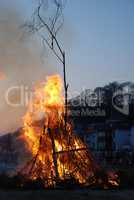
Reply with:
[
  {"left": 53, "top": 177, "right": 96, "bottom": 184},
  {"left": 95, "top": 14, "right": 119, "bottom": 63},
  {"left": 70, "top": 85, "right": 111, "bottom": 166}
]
[{"left": 25, "top": 0, "right": 68, "bottom": 133}]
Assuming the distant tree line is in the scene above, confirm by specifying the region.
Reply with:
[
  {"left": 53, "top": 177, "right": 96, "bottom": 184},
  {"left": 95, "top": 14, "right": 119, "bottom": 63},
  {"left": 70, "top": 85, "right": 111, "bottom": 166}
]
[{"left": 69, "top": 81, "right": 134, "bottom": 124}]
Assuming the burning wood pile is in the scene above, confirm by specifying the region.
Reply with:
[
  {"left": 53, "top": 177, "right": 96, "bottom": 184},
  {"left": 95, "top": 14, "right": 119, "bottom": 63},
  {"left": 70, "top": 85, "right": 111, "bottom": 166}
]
[
  {"left": 18, "top": 75, "right": 96, "bottom": 188},
  {"left": 17, "top": 75, "right": 118, "bottom": 189}
]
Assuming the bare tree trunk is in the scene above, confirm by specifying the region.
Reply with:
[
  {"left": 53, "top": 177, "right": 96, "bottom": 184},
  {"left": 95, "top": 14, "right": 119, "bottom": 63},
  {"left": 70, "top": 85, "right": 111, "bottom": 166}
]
[{"left": 63, "top": 52, "right": 68, "bottom": 134}]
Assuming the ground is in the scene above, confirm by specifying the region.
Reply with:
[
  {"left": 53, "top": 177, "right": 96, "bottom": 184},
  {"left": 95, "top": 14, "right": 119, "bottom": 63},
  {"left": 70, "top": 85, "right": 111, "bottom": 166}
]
[{"left": 0, "top": 190, "right": 134, "bottom": 200}]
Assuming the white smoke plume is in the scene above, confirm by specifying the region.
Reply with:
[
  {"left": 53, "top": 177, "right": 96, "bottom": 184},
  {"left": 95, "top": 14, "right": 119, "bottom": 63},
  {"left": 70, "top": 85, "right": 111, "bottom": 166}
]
[{"left": 0, "top": 0, "right": 55, "bottom": 133}]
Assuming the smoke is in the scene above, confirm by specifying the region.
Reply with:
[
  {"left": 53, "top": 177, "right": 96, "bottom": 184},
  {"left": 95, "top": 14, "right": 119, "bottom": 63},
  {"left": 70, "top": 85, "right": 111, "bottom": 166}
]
[{"left": 0, "top": 1, "right": 55, "bottom": 134}]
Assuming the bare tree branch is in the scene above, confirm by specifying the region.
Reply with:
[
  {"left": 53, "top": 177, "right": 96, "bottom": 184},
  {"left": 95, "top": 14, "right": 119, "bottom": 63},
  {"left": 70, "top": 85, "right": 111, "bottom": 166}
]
[
  {"left": 24, "top": 0, "right": 68, "bottom": 136},
  {"left": 41, "top": 35, "right": 63, "bottom": 63},
  {"left": 37, "top": 2, "right": 64, "bottom": 56}
]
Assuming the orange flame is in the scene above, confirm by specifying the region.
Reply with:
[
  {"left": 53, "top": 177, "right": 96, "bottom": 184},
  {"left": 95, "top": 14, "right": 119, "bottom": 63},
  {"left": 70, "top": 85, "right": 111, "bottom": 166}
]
[{"left": 21, "top": 75, "right": 95, "bottom": 187}]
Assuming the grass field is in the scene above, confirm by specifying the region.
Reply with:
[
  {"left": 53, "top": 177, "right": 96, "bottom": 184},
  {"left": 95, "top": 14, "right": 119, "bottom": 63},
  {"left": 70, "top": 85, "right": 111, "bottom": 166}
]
[{"left": 0, "top": 190, "right": 134, "bottom": 200}]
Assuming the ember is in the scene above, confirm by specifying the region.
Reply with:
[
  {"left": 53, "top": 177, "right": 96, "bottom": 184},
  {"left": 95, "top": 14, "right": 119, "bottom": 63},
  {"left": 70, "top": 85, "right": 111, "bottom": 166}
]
[{"left": 19, "top": 75, "right": 118, "bottom": 189}]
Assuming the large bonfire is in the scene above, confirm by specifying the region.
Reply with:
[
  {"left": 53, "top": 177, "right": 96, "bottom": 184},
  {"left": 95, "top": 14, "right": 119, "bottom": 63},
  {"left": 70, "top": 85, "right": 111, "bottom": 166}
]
[{"left": 20, "top": 75, "right": 96, "bottom": 187}]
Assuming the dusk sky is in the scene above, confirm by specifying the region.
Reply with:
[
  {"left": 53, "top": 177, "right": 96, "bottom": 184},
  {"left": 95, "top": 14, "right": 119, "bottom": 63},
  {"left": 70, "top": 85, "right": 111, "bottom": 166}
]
[
  {"left": 1, "top": 0, "right": 134, "bottom": 91},
  {"left": 0, "top": 0, "right": 134, "bottom": 133},
  {"left": 64, "top": 0, "right": 134, "bottom": 93},
  {"left": 2, "top": 0, "right": 134, "bottom": 88}
]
